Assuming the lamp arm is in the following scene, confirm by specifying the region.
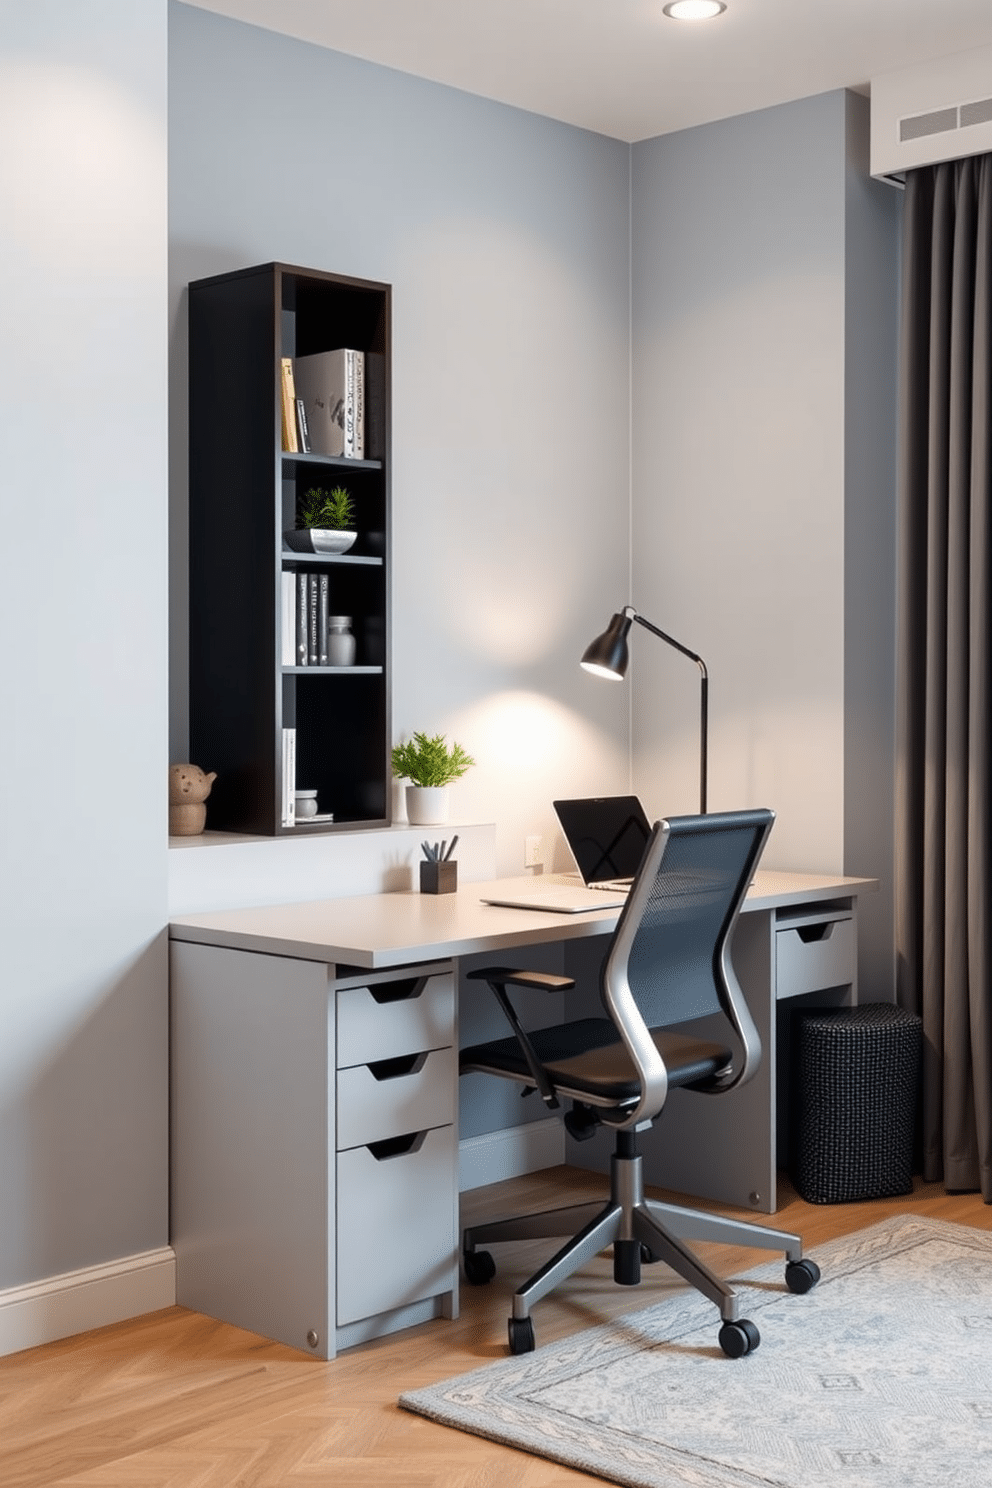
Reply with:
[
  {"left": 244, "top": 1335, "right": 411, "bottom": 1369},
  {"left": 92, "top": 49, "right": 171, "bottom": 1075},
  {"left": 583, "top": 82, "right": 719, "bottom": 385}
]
[
  {"left": 626, "top": 606, "right": 708, "bottom": 814},
  {"left": 628, "top": 607, "right": 708, "bottom": 678}
]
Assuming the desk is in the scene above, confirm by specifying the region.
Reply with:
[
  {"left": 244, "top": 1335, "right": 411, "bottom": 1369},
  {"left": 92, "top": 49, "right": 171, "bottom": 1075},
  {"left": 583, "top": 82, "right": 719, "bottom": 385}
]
[{"left": 169, "top": 868, "right": 874, "bottom": 1358}]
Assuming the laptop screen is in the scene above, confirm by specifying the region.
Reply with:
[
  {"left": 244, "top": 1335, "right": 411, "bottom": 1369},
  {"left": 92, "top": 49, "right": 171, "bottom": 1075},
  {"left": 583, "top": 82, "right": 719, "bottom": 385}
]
[{"left": 552, "top": 796, "right": 652, "bottom": 885}]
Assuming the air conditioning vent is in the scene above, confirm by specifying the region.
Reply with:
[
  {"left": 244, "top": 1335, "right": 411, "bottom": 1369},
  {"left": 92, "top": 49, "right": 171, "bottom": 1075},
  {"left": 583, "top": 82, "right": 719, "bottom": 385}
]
[
  {"left": 960, "top": 97, "right": 992, "bottom": 129},
  {"left": 872, "top": 45, "right": 992, "bottom": 177},
  {"left": 899, "top": 107, "right": 957, "bottom": 143}
]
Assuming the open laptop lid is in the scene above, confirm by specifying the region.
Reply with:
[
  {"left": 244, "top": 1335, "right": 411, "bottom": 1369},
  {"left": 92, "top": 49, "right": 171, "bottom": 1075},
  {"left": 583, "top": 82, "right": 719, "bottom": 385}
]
[{"left": 552, "top": 795, "right": 651, "bottom": 887}]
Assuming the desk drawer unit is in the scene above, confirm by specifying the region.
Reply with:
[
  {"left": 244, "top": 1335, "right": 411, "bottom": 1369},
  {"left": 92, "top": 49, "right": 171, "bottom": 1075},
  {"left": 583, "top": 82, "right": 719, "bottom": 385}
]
[
  {"left": 336, "top": 1046, "right": 455, "bottom": 1149},
  {"left": 335, "top": 967, "right": 458, "bottom": 1337},
  {"left": 337, "top": 1126, "right": 457, "bottom": 1326},
  {"left": 776, "top": 912, "right": 855, "bottom": 1000}
]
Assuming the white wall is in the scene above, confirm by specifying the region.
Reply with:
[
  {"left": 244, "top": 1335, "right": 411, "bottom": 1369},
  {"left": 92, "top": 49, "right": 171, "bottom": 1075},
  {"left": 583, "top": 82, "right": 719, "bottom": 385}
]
[
  {"left": 168, "top": 2, "right": 634, "bottom": 879},
  {"left": 0, "top": 1, "right": 169, "bottom": 1290}
]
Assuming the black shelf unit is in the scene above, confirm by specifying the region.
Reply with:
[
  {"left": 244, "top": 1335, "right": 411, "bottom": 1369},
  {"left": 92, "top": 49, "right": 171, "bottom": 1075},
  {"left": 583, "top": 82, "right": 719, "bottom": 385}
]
[{"left": 188, "top": 261, "right": 391, "bottom": 835}]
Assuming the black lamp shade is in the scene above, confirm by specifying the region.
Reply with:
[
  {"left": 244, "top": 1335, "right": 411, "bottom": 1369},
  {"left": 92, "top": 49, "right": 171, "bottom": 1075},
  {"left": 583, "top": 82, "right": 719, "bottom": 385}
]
[
  {"left": 580, "top": 604, "right": 709, "bottom": 813},
  {"left": 580, "top": 612, "right": 632, "bottom": 679}
]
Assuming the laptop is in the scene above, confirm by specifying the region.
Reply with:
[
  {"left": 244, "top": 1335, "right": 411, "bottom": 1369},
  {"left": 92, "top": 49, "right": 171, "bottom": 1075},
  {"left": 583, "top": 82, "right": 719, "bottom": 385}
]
[
  {"left": 479, "top": 795, "right": 652, "bottom": 914},
  {"left": 553, "top": 795, "right": 652, "bottom": 891}
]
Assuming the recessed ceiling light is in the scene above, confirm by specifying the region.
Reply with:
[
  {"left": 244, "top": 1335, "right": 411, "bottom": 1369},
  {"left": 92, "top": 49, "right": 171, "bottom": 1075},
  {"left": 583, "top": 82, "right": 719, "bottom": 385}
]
[{"left": 663, "top": 1, "right": 727, "bottom": 19}]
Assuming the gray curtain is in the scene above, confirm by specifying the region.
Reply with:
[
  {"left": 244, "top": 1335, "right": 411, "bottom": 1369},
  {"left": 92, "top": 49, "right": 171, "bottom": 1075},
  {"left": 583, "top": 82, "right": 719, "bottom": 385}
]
[{"left": 895, "top": 153, "right": 992, "bottom": 1200}]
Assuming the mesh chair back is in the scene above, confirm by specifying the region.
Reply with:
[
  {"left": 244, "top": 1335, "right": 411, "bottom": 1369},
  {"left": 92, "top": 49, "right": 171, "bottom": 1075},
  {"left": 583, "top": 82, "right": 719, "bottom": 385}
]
[{"left": 606, "top": 809, "right": 774, "bottom": 1033}]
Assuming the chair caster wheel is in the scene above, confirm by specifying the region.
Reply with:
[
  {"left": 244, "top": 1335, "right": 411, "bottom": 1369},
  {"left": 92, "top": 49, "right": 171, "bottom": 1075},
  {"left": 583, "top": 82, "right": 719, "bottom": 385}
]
[
  {"left": 508, "top": 1316, "right": 535, "bottom": 1354},
  {"left": 719, "top": 1318, "right": 760, "bottom": 1358},
  {"left": 785, "top": 1258, "right": 821, "bottom": 1294},
  {"left": 463, "top": 1249, "right": 496, "bottom": 1286},
  {"left": 640, "top": 1244, "right": 663, "bottom": 1265}
]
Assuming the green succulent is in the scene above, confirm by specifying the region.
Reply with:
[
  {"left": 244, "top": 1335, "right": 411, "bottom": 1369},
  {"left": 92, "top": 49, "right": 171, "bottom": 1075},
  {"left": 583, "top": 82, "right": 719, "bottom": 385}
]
[
  {"left": 297, "top": 485, "right": 355, "bottom": 531},
  {"left": 391, "top": 732, "right": 476, "bottom": 788}
]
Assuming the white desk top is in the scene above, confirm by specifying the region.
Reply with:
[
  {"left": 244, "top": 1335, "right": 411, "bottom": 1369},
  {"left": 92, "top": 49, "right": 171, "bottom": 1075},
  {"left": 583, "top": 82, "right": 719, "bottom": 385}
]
[{"left": 168, "top": 869, "right": 877, "bottom": 971}]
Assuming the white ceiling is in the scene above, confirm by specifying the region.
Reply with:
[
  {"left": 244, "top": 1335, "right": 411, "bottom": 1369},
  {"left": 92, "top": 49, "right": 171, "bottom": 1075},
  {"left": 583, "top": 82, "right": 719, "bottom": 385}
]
[{"left": 186, "top": 0, "right": 992, "bottom": 143}]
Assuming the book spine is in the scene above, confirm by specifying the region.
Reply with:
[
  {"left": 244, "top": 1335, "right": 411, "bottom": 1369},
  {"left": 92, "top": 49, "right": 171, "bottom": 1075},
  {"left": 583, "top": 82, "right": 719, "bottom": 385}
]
[
  {"left": 281, "top": 727, "right": 296, "bottom": 826},
  {"left": 308, "top": 574, "right": 319, "bottom": 665},
  {"left": 353, "top": 350, "right": 365, "bottom": 460},
  {"left": 295, "top": 397, "right": 311, "bottom": 454},
  {"left": 281, "top": 571, "right": 295, "bottom": 667},
  {"left": 365, "top": 351, "right": 384, "bottom": 461},
  {"left": 280, "top": 358, "right": 298, "bottom": 452},
  {"left": 318, "top": 572, "right": 329, "bottom": 666},
  {"left": 296, "top": 572, "right": 308, "bottom": 666},
  {"left": 344, "top": 349, "right": 356, "bottom": 458}
]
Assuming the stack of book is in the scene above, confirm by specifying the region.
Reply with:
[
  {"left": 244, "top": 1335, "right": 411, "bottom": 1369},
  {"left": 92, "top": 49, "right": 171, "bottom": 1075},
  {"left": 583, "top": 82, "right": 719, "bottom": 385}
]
[
  {"left": 281, "top": 349, "right": 365, "bottom": 458},
  {"left": 282, "top": 572, "right": 353, "bottom": 667}
]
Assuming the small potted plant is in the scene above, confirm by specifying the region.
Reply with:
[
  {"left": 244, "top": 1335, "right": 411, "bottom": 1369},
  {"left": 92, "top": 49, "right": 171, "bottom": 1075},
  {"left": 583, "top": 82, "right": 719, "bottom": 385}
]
[
  {"left": 391, "top": 731, "right": 475, "bottom": 825},
  {"left": 284, "top": 485, "right": 356, "bottom": 554}
]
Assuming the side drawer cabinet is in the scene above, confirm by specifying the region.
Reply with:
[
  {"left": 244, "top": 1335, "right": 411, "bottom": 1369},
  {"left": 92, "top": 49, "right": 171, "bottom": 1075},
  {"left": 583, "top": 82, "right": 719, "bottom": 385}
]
[
  {"left": 776, "top": 913, "right": 856, "bottom": 1000},
  {"left": 337, "top": 1126, "right": 457, "bottom": 1326}
]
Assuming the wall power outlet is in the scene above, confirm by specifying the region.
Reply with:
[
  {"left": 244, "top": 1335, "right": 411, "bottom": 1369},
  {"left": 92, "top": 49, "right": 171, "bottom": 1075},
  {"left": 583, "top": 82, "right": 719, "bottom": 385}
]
[{"left": 525, "top": 835, "right": 543, "bottom": 869}]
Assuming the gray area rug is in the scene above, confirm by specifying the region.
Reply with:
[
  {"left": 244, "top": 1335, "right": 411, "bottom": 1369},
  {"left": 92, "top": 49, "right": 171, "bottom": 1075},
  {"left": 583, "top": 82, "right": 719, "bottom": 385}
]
[{"left": 400, "top": 1214, "right": 992, "bottom": 1487}]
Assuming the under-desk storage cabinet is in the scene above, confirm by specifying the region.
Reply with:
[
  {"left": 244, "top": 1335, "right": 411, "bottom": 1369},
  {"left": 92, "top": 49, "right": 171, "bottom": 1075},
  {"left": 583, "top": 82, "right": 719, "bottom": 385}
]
[
  {"left": 187, "top": 261, "right": 391, "bottom": 836},
  {"left": 170, "top": 942, "right": 457, "bottom": 1359}
]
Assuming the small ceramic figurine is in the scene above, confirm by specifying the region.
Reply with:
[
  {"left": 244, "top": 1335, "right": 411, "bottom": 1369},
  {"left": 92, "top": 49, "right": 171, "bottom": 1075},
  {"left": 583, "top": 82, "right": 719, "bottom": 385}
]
[{"left": 169, "top": 763, "right": 217, "bottom": 836}]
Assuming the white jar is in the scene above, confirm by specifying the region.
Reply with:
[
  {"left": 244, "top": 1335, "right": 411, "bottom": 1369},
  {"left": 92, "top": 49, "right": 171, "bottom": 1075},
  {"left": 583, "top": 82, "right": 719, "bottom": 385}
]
[
  {"left": 327, "top": 616, "right": 356, "bottom": 667},
  {"left": 295, "top": 789, "right": 318, "bottom": 819}
]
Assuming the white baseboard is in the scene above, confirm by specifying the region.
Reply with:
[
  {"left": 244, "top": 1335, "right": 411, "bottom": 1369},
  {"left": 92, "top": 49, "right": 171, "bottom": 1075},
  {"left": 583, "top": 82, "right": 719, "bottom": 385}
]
[
  {"left": 0, "top": 1247, "right": 176, "bottom": 1358},
  {"left": 459, "top": 1121, "right": 565, "bottom": 1191}
]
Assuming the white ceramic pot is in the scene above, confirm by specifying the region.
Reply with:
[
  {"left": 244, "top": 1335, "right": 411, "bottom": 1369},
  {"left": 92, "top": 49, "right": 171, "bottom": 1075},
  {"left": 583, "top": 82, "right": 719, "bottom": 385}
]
[
  {"left": 310, "top": 529, "right": 356, "bottom": 554},
  {"left": 406, "top": 785, "right": 450, "bottom": 825}
]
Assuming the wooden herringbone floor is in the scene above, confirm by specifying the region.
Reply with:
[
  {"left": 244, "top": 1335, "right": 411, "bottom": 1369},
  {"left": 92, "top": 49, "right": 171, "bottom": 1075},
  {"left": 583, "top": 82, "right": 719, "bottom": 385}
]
[{"left": 2, "top": 1169, "right": 988, "bottom": 1487}]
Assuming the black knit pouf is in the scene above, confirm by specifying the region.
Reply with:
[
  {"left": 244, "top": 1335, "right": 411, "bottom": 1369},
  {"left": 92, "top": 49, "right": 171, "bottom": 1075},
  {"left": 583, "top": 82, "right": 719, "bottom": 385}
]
[{"left": 793, "top": 1002, "right": 922, "bottom": 1204}]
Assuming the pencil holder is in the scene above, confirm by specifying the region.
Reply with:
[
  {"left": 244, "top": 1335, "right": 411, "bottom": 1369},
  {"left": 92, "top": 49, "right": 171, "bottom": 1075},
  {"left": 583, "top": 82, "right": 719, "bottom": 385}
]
[{"left": 420, "top": 860, "right": 457, "bottom": 895}]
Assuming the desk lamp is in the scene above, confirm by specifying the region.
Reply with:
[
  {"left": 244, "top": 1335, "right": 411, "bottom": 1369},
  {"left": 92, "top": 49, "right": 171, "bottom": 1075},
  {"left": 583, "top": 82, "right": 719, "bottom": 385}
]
[{"left": 580, "top": 605, "right": 709, "bottom": 813}]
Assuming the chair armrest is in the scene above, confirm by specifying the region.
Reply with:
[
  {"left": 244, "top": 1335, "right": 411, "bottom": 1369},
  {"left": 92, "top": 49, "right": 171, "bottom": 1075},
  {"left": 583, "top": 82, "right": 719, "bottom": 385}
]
[
  {"left": 465, "top": 967, "right": 576, "bottom": 1108},
  {"left": 466, "top": 967, "right": 575, "bottom": 994}
]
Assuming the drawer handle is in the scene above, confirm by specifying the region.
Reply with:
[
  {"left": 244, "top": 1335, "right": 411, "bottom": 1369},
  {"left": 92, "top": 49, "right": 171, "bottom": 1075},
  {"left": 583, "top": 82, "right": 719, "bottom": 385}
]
[
  {"left": 366, "top": 1052, "right": 428, "bottom": 1081},
  {"left": 368, "top": 976, "right": 429, "bottom": 1005},
  {"left": 367, "top": 1130, "right": 427, "bottom": 1161},
  {"left": 796, "top": 922, "right": 836, "bottom": 944}
]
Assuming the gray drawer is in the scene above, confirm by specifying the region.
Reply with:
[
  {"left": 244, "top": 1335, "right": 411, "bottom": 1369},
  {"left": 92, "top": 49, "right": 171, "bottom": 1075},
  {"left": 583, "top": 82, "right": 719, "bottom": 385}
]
[
  {"left": 337, "top": 972, "right": 455, "bottom": 1068},
  {"left": 776, "top": 915, "right": 855, "bottom": 1000},
  {"left": 336, "top": 1124, "right": 457, "bottom": 1326},
  {"left": 336, "top": 1046, "right": 455, "bottom": 1150}
]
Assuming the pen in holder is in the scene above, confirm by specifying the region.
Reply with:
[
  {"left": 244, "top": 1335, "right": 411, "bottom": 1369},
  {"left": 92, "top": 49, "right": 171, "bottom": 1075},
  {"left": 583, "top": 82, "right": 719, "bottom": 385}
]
[{"left": 420, "top": 836, "right": 458, "bottom": 894}]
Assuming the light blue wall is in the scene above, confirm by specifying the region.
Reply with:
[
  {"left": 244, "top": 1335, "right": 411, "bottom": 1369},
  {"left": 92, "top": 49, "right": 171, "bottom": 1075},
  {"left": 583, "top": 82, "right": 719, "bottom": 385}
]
[
  {"left": 631, "top": 93, "right": 849, "bottom": 866},
  {"left": 168, "top": 2, "right": 634, "bottom": 878},
  {"left": 0, "top": 0, "right": 169, "bottom": 1288},
  {"left": 630, "top": 90, "right": 899, "bottom": 993}
]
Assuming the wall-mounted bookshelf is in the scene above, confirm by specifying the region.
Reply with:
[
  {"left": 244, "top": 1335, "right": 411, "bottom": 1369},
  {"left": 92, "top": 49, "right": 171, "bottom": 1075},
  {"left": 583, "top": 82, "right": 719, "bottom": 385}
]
[{"left": 188, "top": 261, "right": 391, "bottom": 834}]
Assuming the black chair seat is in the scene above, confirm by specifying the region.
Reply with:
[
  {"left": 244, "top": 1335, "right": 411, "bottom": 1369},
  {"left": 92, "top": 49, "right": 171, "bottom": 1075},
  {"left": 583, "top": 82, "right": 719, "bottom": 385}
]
[{"left": 461, "top": 1016, "right": 732, "bottom": 1104}]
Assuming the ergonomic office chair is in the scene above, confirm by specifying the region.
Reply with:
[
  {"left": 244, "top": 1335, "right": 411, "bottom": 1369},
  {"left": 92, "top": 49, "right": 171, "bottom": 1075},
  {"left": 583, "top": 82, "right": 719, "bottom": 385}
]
[{"left": 460, "top": 808, "right": 820, "bottom": 1357}]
